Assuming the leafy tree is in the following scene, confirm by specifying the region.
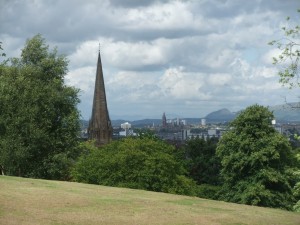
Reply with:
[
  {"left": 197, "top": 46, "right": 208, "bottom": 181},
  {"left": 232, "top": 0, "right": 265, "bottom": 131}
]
[
  {"left": 269, "top": 10, "right": 300, "bottom": 211},
  {"left": 0, "top": 34, "right": 80, "bottom": 179},
  {"left": 183, "top": 137, "right": 221, "bottom": 185},
  {"left": 178, "top": 137, "right": 221, "bottom": 199},
  {"left": 294, "top": 164, "right": 300, "bottom": 211},
  {"left": 269, "top": 9, "right": 300, "bottom": 88},
  {"left": 216, "top": 105, "right": 295, "bottom": 210},
  {"left": 72, "top": 138, "right": 197, "bottom": 196}
]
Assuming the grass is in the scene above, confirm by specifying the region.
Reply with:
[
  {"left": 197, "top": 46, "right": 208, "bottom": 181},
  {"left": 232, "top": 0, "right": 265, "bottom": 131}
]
[{"left": 0, "top": 176, "right": 299, "bottom": 225}]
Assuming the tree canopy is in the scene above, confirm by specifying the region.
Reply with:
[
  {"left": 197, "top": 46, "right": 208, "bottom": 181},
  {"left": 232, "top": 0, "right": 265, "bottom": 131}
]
[
  {"left": 0, "top": 34, "right": 81, "bottom": 179},
  {"left": 72, "top": 137, "right": 197, "bottom": 196},
  {"left": 216, "top": 105, "right": 295, "bottom": 210},
  {"left": 182, "top": 137, "right": 220, "bottom": 186}
]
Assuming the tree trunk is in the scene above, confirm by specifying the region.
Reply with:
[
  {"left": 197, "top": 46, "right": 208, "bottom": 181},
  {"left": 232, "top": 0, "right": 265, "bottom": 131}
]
[{"left": 0, "top": 165, "right": 4, "bottom": 175}]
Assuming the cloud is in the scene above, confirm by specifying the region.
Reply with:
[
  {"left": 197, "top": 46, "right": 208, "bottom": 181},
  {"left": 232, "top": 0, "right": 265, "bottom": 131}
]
[
  {"left": 109, "top": 0, "right": 161, "bottom": 8},
  {"left": 1, "top": 0, "right": 300, "bottom": 119}
]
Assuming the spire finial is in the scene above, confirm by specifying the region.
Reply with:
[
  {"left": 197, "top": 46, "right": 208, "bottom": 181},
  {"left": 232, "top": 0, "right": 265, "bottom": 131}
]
[{"left": 98, "top": 43, "right": 100, "bottom": 53}]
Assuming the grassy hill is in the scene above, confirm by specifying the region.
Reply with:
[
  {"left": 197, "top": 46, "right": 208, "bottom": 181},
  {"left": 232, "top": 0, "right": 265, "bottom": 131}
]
[{"left": 1, "top": 176, "right": 299, "bottom": 225}]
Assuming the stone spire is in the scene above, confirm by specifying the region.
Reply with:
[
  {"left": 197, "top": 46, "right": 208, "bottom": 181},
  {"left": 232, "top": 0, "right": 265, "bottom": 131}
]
[{"left": 88, "top": 50, "right": 112, "bottom": 146}]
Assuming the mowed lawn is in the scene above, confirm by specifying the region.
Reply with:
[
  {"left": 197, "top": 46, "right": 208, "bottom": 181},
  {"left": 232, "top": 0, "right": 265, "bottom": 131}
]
[{"left": 0, "top": 176, "right": 299, "bottom": 225}]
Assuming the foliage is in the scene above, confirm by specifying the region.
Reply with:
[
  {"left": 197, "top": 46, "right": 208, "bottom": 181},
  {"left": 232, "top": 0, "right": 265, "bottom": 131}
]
[
  {"left": 269, "top": 9, "right": 300, "bottom": 88},
  {"left": 0, "top": 41, "right": 6, "bottom": 58},
  {"left": 196, "top": 184, "right": 221, "bottom": 200},
  {"left": 216, "top": 105, "right": 296, "bottom": 210},
  {"left": 269, "top": 10, "right": 300, "bottom": 210},
  {"left": 293, "top": 135, "right": 300, "bottom": 211},
  {"left": 72, "top": 138, "right": 197, "bottom": 196},
  {"left": 182, "top": 137, "right": 221, "bottom": 185},
  {"left": 0, "top": 34, "right": 81, "bottom": 179},
  {"left": 135, "top": 128, "right": 159, "bottom": 140}
]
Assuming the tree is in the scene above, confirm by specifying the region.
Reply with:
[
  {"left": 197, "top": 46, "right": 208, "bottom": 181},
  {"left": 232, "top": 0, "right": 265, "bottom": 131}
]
[
  {"left": 0, "top": 34, "right": 81, "bottom": 179},
  {"left": 216, "top": 105, "right": 295, "bottom": 210},
  {"left": 293, "top": 136, "right": 300, "bottom": 212},
  {"left": 72, "top": 137, "right": 197, "bottom": 196},
  {"left": 180, "top": 137, "right": 221, "bottom": 199},
  {"left": 269, "top": 10, "right": 300, "bottom": 211},
  {"left": 183, "top": 137, "right": 221, "bottom": 185},
  {"left": 269, "top": 9, "right": 300, "bottom": 88}
]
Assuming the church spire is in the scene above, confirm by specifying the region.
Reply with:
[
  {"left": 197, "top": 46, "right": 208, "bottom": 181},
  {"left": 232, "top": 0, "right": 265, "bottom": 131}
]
[{"left": 88, "top": 49, "right": 112, "bottom": 146}]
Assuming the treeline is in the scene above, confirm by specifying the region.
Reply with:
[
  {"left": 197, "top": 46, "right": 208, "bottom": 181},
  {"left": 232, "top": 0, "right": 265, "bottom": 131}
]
[
  {"left": 72, "top": 106, "right": 300, "bottom": 211},
  {"left": 0, "top": 35, "right": 299, "bottom": 211}
]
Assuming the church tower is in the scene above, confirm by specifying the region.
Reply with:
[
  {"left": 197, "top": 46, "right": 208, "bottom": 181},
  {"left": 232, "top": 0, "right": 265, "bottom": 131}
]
[
  {"left": 162, "top": 112, "right": 167, "bottom": 128},
  {"left": 88, "top": 50, "right": 112, "bottom": 146}
]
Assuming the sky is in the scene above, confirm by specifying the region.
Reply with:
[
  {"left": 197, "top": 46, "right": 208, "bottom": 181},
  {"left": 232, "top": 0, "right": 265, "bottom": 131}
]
[{"left": 1, "top": 0, "right": 300, "bottom": 120}]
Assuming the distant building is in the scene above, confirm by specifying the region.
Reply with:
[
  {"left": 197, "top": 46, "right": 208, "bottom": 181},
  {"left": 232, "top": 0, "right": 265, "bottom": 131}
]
[
  {"left": 167, "top": 119, "right": 173, "bottom": 125},
  {"left": 121, "top": 122, "right": 132, "bottom": 136},
  {"left": 117, "top": 121, "right": 137, "bottom": 137},
  {"left": 201, "top": 118, "right": 206, "bottom": 126},
  {"left": 119, "top": 129, "right": 135, "bottom": 137},
  {"left": 121, "top": 122, "right": 131, "bottom": 130},
  {"left": 162, "top": 112, "right": 167, "bottom": 127},
  {"left": 208, "top": 128, "right": 225, "bottom": 138}
]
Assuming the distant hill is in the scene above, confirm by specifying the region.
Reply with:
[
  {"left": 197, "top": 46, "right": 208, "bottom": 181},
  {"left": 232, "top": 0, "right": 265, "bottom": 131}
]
[
  {"left": 269, "top": 102, "right": 300, "bottom": 122},
  {"left": 111, "top": 119, "right": 127, "bottom": 127},
  {"left": 131, "top": 119, "right": 161, "bottom": 127},
  {"left": 81, "top": 119, "right": 162, "bottom": 129},
  {"left": 205, "top": 108, "right": 236, "bottom": 123},
  {"left": 204, "top": 103, "right": 300, "bottom": 123},
  {"left": 80, "top": 103, "right": 300, "bottom": 128}
]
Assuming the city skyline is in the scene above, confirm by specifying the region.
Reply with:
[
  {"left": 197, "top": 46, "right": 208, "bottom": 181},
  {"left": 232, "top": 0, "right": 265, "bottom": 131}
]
[{"left": 1, "top": 0, "right": 299, "bottom": 120}]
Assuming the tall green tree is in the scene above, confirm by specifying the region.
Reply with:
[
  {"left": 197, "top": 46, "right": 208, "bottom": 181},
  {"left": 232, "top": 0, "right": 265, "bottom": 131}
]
[
  {"left": 269, "top": 10, "right": 300, "bottom": 211},
  {"left": 72, "top": 138, "right": 197, "bottom": 196},
  {"left": 0, "top": 34, "right": 80, "bottom": 179},
  {"left": 216, "top": 105, "right": 295, "bottom": 210}
]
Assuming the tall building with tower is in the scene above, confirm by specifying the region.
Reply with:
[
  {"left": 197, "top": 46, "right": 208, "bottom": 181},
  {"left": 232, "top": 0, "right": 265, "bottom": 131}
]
[
  {"left": 162, "top": 112, "right": 167, "bottom": 127},
  {"left": 88, "top": 49, "right": 113, "bottom": 146}
]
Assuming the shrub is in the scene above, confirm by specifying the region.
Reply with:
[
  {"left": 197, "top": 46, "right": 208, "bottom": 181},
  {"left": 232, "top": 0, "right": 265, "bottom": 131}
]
[{"left": 72, "top": 138, "right": 196, "bottom": 196}]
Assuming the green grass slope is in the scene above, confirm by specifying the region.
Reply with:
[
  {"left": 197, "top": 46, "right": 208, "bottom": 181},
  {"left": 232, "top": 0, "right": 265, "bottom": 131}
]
[{"left": 0, "top": 176, "right": 299, "bottom": 225}]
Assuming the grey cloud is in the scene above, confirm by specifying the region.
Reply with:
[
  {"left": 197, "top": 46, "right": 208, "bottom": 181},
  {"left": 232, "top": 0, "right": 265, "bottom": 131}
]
[
  {"left": 108, "top": 0, "right": 160, "bottom": 8},
  {"left": 1, "top": 0, "right": 300, "bottom": 119}
]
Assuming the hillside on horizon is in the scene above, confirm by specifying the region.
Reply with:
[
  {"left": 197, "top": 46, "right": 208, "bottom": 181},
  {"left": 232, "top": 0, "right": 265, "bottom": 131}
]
[
  {"left": 203, "top": 103, "right": 300, "bottom": 123},
  {"left": 81, "top": 102, "right": 300, "bottom": 128}
]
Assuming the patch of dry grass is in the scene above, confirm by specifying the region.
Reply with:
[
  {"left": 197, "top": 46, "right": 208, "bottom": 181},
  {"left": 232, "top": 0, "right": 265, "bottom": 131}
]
[{"left": 0, "top": 176, "right": 299, "bottom": 225}]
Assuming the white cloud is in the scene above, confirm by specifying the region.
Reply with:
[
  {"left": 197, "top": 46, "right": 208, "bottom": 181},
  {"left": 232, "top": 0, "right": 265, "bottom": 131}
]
[
  {"left": 1, "top": 0, "right": 300, "bottom": 119},
  {"left": 65, "top": 67, "right": 95, "bottom": 93},
  {"left": 207, "top": 73, "right": 231, "bottom": 86},
  {"left": 261, "top": 48, "right": 282, "bottom": 65},
  {"left": 105, "top": 40, "right": 167, "bottom": 70},
  {"left": 122, "top": 1, "right": 207, "bottom": 31},
  {"left": 158, "top": 67, "right": 207, "bottom": 100}
]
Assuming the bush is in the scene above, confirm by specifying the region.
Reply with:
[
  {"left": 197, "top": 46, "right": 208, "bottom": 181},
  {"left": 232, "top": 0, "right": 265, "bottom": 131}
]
[
  {"left": 72, "top": 138, "right": 196, "bottom": 196},
  {"left": 197, "top": 184, "right": 221, "bottom": 200}
]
